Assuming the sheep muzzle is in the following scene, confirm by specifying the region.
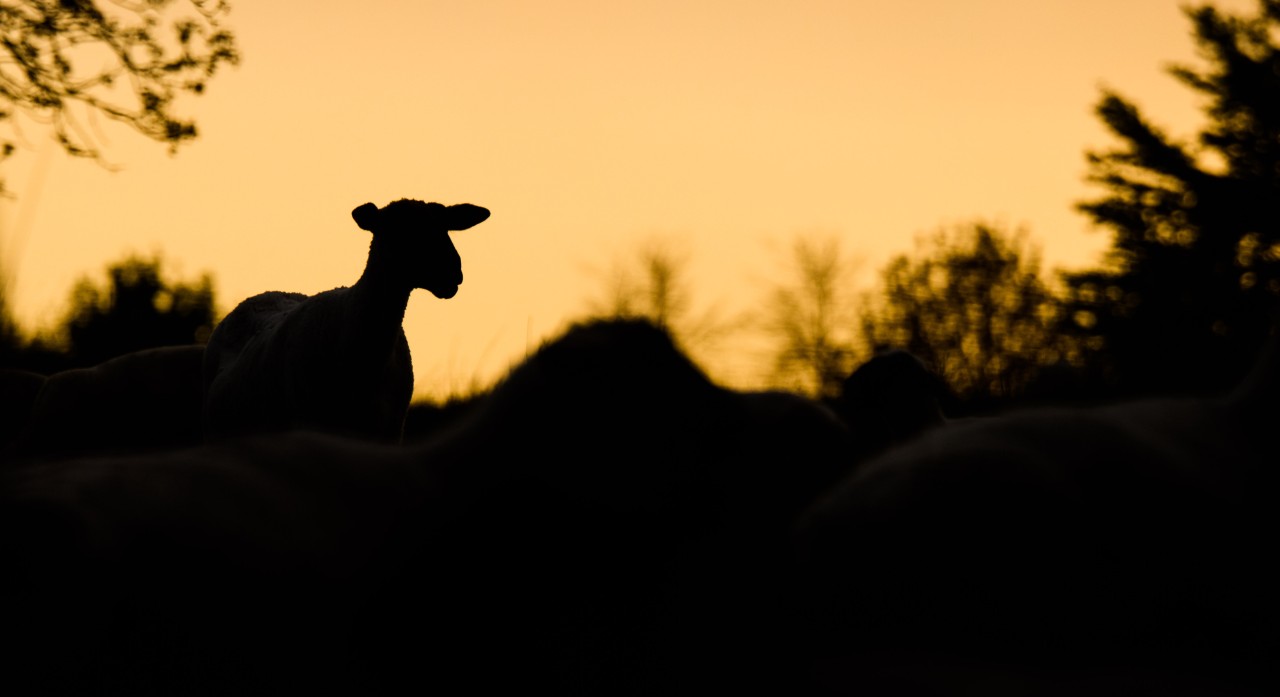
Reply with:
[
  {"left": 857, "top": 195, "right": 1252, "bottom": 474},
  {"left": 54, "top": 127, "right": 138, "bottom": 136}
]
[{"left": 431, "top": 284, "right": 459, "bottom": 299}]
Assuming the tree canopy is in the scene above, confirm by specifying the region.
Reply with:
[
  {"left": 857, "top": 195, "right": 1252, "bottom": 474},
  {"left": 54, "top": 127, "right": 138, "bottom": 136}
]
[
  {"left": 861, "top": 223, "right": 1066, "bottom": 406},
  {"left": 0, "top": 0, "right": 238, "bottom": 190},
  {"left": 760, "top": 235, "right": 863, "bottom": 400},
  {"left": 1062, "top": 0, "right": 1280, "bottom": 397},
  {"left": 2, "top": 252, "right": 217, "bottom": 373},
  {"left": 61, "top": 252, "right": 216, "bottom": 367}
]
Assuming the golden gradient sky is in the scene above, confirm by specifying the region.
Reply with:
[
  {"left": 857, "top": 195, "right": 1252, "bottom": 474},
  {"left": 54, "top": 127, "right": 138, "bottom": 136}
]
[{"left": 0, "top": 0, "right": 1256, "bottom": 398}]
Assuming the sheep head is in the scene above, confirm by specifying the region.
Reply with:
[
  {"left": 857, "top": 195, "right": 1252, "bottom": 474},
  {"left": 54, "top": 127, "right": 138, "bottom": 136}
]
[{"left": 352, "top": 199, "right": 491, "bottom": 299}]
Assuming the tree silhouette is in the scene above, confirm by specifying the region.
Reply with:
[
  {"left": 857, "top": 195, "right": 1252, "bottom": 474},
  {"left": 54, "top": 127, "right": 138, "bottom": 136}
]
[
  {"left": 60, "top": 252, "right": 216, "bottom": 368},
  {"left": 583, "top": 236, "right": 735, "bottom": 376},
  {"left": 586, "top": 237, "right": 697, "bottom": 333},
  {"left": 1062, "top": 0, "right": 1280, "bottom": 397},
  {"left": 759, "top": 235, "right": 863, "bottom": 399},
  {"left": 861, "top": 223, "right": 1067, "bottom": 407},
  {"left": 0, "top": 0, "right": 239, "bottom": 192}
]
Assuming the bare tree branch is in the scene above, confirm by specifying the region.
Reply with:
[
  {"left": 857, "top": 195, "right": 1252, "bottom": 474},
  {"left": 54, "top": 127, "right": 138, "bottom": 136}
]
[{"left": 0, "top": 0, "right": 239, "bottom": 191}]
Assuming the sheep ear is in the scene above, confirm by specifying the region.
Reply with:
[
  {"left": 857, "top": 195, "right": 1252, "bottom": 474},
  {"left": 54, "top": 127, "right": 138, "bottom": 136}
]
[
  {"left": 352, "top": 203, "right": 380, "bottom": 231},
  {"left": 444, "top": 203, "right": 490, "bottom": 231}
]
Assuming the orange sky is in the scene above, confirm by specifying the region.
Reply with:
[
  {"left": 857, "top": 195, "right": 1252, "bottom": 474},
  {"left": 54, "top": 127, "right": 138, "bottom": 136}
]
[{"left": 0, "top": 0, "right": 1258, "bottom": 398}]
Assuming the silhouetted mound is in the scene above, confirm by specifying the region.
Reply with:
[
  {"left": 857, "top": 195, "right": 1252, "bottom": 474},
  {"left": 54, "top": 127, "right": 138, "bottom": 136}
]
[
  {"left": 1, "top": 318, "right": 851, "bottom": 696},
  {"left": 365, "top": 318, "right": 852, "bottom": 694},
  {"left": 401, "top": 392, "right": 484, "bottom": 443},
  {"left": 795, "top": 336, "right": 1280, "bottom": 695}
]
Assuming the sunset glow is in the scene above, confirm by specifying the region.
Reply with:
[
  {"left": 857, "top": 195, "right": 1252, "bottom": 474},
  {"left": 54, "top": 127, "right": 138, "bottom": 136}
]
[{"left": 0, "top": 0, "right": 1255, "bottom": 398}]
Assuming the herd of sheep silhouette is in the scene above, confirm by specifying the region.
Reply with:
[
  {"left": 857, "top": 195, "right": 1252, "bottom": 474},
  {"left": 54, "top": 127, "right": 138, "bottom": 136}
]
[{"left": 0, "top": 198, "right": 1275, "bottom": 695}]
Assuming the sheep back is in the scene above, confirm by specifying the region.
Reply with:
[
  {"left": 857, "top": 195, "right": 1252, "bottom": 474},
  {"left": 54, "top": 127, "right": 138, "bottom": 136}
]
[
  {"left": 6, "top": 345, "right": 205, "bottom": 462},
  {"left": 793, "top": 396, "right": 1276, "bottom": 686},
  {"left": 203, "top": 289, "right": 413, "bottom": 442}
]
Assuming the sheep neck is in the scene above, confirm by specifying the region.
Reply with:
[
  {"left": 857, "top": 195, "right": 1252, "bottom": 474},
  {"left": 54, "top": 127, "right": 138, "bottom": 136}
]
[{"left": 349, "top": 259, "right": 413, "bottom": 354}]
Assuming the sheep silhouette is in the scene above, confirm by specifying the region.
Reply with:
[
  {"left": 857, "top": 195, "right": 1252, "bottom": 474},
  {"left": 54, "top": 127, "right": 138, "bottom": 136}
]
[
  {"left": 831, "top": 349, "right": 950, "bottom": 463},
  {"left": 202, "top": 199, "right": 490, "bottom": 443},
  {"left": 0, "top": 318, "right": 851, "bottom": 696},
  {"left": 0, "top": 367, "right": 45, "bottom": 453},
  {"left": 793, "top": 332, "right": 1280, "bottom": 693},
  {"left": 2, "top": 345, "right": 206, "bottom": 463}
]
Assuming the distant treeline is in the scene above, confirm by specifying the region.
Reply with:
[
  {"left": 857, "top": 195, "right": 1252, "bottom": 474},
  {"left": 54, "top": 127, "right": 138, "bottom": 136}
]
[
  {"left": 0, "top": 253, "right": 216, "bottom": 375},
  {"left": 583, "top": 0, "right": 1280, "bottom": 413}
]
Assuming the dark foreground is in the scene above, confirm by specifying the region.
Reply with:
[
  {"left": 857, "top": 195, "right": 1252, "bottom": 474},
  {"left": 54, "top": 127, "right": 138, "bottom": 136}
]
[{"left": 2, "top": 320, "right": 1275, "bottom": 696}]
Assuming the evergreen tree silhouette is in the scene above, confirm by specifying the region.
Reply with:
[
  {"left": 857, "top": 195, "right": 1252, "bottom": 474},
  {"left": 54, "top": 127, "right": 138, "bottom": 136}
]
[{"left": 1063, "top": 0, "right": 1280, "bottom": 397}]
